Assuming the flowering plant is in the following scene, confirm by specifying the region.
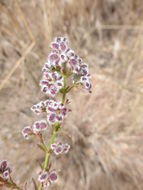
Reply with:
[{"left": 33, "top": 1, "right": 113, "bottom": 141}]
[{"left": 0, "top": 37, "right": 92, "bottom": 190}]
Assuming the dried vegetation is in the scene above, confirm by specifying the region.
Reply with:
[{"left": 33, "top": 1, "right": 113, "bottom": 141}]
[{"left": 0, "top": 0, "right": 143, "bottom": 189}]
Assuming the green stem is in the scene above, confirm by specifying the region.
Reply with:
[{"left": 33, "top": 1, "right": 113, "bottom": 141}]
[
  {"left": 38, "top": 126, "right": 58, "bottom": 190},
  {"left": 38, "top": 183, "right": 42, "bottom": 190},
  {"left": 38, "top": 75, "right": 67, "bottom": 190},
  {"left": 39, "top": 133, "right": 48, "bottom": 152},
  {"left": 62, "top": 75, "right": 66, "bottom": 104},
  {"left": 44, "top": 129, "right": 57, "bottom": 169}
]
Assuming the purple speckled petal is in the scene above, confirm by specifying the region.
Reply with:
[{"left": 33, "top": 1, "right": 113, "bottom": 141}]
[{"left": 49, "top": 172, "right": 58, "bottom": 182}]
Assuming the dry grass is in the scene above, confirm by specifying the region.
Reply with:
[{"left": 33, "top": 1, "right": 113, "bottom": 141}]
[{"left": 0, "top": 0, "right": 143, "bottom": 189}]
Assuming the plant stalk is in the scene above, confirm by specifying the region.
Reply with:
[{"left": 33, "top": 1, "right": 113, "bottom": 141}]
[
  {"left": 38, "top": 75, "right": 67, "bottom": 190},
  {"left": 62, "top": 75, "right": 66, "bottom": 104}
]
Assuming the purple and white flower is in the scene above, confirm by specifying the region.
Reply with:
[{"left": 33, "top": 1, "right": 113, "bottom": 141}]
[
  {"left": 79, "top": 73, "right": 92, "bottom": 93},
  {"left": 40, "top": 71, "right": 64, "bottom": 97},
  {"left": 31, "top": 100, "right": 50, "bottom": 115},
  {"left": 51, "top": 37, "right": 68, "bottom": 53},
  {"left": 22, "top": 120, "right": 47, "bottom": 139},
  {"left": 63, "top": 143, "right": 71, "bottom": 154},
  {"left": 40, "top": 36, "right": 92, "bottom": 97},
  {"left": 0, "top": 160, "right": 11, "bottom": 180},
  {"left": 51, "top": 142, "right": 70, "bottom": 155},
  {"left": 49, "top": 171, "right": 58, "bottom": 183},
  {"left": 38, "top": 170, "right": 58, "bottom": 186},
  {"left": 32, "top": 120, "right": 47, "bottom": 134},
  {"left": 22, "top": 126, "right": 33, "bottom": 139},
  {"left": 46, "top": 100, "right": 70, "bottom": 125},
  {"left": 38, "top": 171, "right": 49, "bottom": 183}
]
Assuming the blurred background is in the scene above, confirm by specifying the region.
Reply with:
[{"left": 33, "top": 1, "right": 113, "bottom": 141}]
[{"left": 1, "top": 0, "right": 143, "bottom": 189}]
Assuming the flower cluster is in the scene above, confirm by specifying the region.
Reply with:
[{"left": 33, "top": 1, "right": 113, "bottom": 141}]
[
  {"left": 43, "top": 37, "right": 68, "bottom": 72},
  {"left": 31, "top": 99, "right": 70, "bottom": 125},
  {"left": 32, "top": 120, "right": 47, "bottom": 134},
  {"left": 40, "top": 37, "right": 92, "bottom": 96},
  {"left": 46, "top": 100, "right": 70, "bottom": 125},
  {"left": 38, "top": 170, "right": 58, "bottom": 187},
  {"left": 51, "top": 142, "right": 70, "bottom": 155},
  {"left": 22, "top": 120, "right": 47, "bottom": 139},
  {"left": 40, "top": 71, "right": 64, "bottom": 97},
  {"left": 31, "top": 100, "right": 49, "bottom": 115},
  {"left": 0, "top": 160, "right": 11, "bottom": 180},
  {"left": 21, "top": 36, "right": 92, "bottom": 189}
]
